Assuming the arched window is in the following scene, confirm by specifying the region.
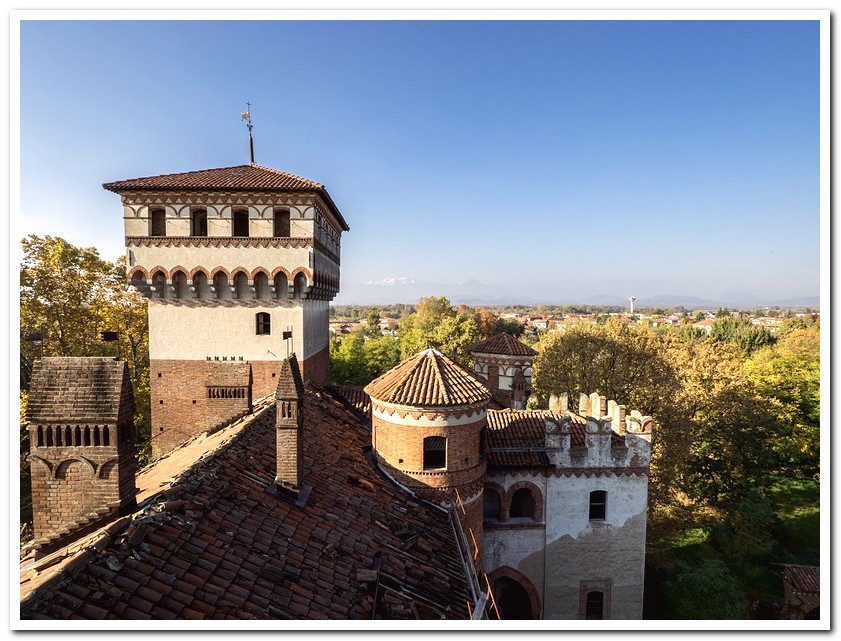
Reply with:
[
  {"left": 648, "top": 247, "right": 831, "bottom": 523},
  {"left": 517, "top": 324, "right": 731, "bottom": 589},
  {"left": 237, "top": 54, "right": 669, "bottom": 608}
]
[
  {"left": 423, "top": 436, "right": 446, "bottom": 470},
  {"left": 484, "top": 489, "right": 501, "bottom": 519},
  {"left": 275, "top": 273, "right": 289, "bottom": 300},
  {"left": 103, "top": 426, "right": 110, "bottom": 446},
  {"left": 510, "top": 488, "right": 536, "bottom": 519},
  {"left": 256, "top": 312, "right": 271, "bottom": 335},
  {"left": 254, "top": 272, "right": 270, "bottom": 300},
  {"left": 293, "top": 273, "right": 307, "bottom": 299},
  {"left": 74, "top": 426, "right": 81, "bottom": 446},
  {"left": 234, "top": 272, "right": 251, "bottom": 299},
  {"left": 150, "top": 208, "right": 166, "bottom": 236},
  {"left": 172, "top": 271, "right": 190, "bottom": 299},
  {"left": 193, "top": 271, "right": 211, "bottom": 299},
  {"left": 191, "top": 209, "right": 208, "bottom": 237},
  {"left": 37, "top": 426, "right": 44, "bottom": 447},
  {"left": 274, "top": 208, "right": 290, "bottom": 237},
  {"left": 93, "top": 426, "right": 101, "bottom": 446},
  {"left": 232, "top": 209, "right": 249, "bottom": 237},
  {"left": 589, "top": 490, "right": 607, "bottom": 521},
  {"left": 493, "top": 577, "right": 535, "bottom": 620},
  {"left": 586, "top": 591, "right": 604, "bottom": 620},
  {"left": 213, "top": 272, "right": 231, "bottom": 299}
]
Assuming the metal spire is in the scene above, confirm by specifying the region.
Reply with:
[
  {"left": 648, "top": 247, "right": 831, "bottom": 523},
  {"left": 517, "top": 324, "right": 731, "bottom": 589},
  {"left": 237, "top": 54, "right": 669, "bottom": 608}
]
[{"left": 241, "top": 102, "right": 254, "bottom": 164}]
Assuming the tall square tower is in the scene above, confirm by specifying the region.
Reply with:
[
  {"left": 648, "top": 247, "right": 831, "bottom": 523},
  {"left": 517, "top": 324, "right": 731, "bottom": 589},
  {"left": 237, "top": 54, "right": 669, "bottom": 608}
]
[{"left": 104, "top": 163, "right": 348, "bottom": 455}]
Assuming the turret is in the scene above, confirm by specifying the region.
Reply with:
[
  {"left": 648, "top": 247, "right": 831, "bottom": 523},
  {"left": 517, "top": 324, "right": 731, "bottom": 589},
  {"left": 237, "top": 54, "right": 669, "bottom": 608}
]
[
  {"left": 468, "top": 333, "right": 536, "bottom": 409},
  {"left": 364, "top": 349, "right": 491, "bottom": 557}
]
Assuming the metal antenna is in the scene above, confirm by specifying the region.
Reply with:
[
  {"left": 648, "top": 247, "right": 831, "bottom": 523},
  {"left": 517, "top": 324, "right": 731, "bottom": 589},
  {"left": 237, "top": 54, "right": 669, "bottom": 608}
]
[{"left": 241, "top": 102, "right": 254, "bottom": 164}]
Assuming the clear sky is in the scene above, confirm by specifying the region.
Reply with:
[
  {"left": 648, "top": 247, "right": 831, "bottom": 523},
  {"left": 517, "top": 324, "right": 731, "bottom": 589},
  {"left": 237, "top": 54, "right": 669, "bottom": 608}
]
[{"left": 18, "top": 18, "right": 821, "bottom": 303}]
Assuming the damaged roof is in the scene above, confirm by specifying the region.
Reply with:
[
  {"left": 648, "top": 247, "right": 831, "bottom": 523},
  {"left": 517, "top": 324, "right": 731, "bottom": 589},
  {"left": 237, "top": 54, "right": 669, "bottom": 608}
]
[{"left": 20, "top": 388, "right": 471, "bottom": 620}]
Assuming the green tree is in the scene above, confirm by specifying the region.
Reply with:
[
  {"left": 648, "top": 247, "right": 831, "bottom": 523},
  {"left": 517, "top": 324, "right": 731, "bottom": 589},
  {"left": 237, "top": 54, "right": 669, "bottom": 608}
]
[
  {"left": 667, "top": 559, "right": 748, "bottom": 619},
  {"left": 397, "top": 297, "right": 480, "bottom": 365}
]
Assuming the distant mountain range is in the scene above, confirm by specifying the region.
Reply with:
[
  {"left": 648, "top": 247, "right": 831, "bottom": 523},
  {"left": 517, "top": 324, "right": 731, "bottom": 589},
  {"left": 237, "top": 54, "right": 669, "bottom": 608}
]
[{"left": 333, "top": 277, "right": 819, "bottom": 309}]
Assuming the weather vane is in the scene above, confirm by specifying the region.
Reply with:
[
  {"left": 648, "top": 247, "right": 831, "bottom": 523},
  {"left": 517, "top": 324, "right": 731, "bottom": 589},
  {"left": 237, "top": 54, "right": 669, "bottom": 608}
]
[{"left": 241, "top": 102, "right": 254, "bottom": 164}]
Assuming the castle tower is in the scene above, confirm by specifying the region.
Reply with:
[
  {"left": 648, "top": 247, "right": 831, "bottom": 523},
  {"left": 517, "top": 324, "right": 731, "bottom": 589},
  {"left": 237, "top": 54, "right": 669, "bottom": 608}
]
[
  {"left": 468, "top": 333, "right": 537, "bottom": 409},
  {"left": 364, "top": 349, "right": 491, "bottom": 557},
  {"left": 103, "top": 164, "right": 349, "bottom": 455},
  {"left": 26, "top": 357, "right": 136, "bottom": 549}
]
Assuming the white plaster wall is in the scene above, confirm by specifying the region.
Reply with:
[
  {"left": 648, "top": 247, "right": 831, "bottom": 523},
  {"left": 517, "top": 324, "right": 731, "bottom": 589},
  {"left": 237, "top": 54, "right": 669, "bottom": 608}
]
[
  {"left": 148, "top": 300, "right": 328, "bottom": 361},
  {"left": 543, "top": 473, "right": 648, "bottom": 619},
  {"left": 127, "top": 244, "right": 312, "bottom": 277}
]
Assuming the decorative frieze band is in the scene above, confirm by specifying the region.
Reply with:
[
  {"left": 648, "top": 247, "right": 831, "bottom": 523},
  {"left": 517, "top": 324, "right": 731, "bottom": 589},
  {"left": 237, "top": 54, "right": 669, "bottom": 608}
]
[{"left": 125, "top": 236, "right": 313, "bottom": 250}]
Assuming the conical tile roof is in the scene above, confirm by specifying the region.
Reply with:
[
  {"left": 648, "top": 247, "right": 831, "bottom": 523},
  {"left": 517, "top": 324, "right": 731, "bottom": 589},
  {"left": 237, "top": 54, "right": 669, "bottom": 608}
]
[{"left": 364, "top": 349, "right": 491, "bottom": 407}]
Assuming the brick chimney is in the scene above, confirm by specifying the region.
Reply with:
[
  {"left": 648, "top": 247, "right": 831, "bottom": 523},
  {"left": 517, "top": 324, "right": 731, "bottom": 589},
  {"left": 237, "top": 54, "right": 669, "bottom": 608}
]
[
  {"left": 26, "top": 357, "right": 136, "bottom": 548},
  {"left": 274, "top": 355, "right": 304, "bottom": 493}
]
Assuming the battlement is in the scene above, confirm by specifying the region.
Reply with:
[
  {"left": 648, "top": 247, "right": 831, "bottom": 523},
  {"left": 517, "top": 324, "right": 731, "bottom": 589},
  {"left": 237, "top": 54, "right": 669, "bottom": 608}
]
[{"left": 545, "top": 392, "right": 653, "bottom": 470}]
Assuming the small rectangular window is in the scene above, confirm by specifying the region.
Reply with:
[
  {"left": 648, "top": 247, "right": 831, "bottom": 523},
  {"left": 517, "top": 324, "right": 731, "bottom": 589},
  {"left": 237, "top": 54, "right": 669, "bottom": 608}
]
[
  {"left": 256, "top": 312, "right": 271, "bottom": 335},
  {"left": 586, "top": 591, "right": 604, "bottom": 620},
  {"left": 233, "top": 210, "right": 250, "bottom": 237},
  {"left": 423, "top": 436, "right": 446, "bottom": 469},
  {"left": 150, "top": 209, "right": 166, "bottom": 236},
  {"left": 589, "top": 490, "right": 607, "bottom": 521}
]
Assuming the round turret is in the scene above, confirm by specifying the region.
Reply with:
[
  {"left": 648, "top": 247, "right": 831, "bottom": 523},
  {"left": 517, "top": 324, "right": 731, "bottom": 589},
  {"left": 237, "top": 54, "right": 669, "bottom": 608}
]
[{"left": 364, "top": 349, "right": 491, "bottom": 553}]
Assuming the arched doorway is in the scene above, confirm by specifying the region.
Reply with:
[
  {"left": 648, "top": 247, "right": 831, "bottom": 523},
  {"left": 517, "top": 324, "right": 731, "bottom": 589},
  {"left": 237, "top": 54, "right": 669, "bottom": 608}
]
[{"left": 493, "top": 577, "right": 533, "bottom": 619}]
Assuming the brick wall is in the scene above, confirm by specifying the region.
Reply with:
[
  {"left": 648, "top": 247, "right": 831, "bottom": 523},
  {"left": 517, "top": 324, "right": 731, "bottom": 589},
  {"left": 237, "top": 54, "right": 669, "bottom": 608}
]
[{"left": 301, "top": 346, "right": 329, "bottom": 386}]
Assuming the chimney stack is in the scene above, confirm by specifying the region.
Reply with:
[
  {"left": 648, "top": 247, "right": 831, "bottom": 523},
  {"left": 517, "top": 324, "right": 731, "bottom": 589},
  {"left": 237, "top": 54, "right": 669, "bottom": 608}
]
[
  {"left": 26, "top": 358, "right": 137, "bottom": 549},
  {"left": 274, "top": 355, "right": 304, "bottom": 493}
]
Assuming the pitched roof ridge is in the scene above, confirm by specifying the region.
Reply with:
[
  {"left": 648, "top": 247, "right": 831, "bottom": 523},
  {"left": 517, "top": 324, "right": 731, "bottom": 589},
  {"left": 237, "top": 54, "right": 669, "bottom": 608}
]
[
  {"left": 428, "top": 350, "right": 451, "bottom": 405},
  {"left": 103, "top": 164, "right": 252, "bottom": 186},
  {"left": 249, "top": 163, "right": 324, "bottom": 189}
]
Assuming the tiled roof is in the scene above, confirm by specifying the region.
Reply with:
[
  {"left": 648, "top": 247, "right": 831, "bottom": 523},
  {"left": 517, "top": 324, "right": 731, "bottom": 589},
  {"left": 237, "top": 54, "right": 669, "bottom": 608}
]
[
  {"left": 26, "top": 357, "right": 134, "bottom": 423},
  {"left": 468, "top": 334, "right": 537, "bottom": 357},
  {"left": 485, "top": 410, "right": 624, "bottom": 469},
  {"left": 20, "top": 389, "right": 471, "bottom": 620},
  {"left": 328, "top": 386, "right": 371, "bottom": 417},
  {"left": 275, "top": 356, "right": 304, "bottom": 400},
  {"left": 102, "top": 164, "right": 349, "bottom": 231},
  {"left": 782, "top": 564, "right": 820, "bottom": 595},
  {"left": 364, "top": 349, "right": 491, "bottom": 408}
]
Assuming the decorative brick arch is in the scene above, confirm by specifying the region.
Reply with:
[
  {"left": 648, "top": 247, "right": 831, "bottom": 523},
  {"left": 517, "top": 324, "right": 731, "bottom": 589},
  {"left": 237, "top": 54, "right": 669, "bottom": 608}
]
[
  {"left": 54, "top": 456, "right": 96, "bottom": 479},
  {"left": 290, "top": 267, "right": 313, "bottom": 285},
  {"left": 127, "top": 266, "right": 149, "bottom": 281},
  {"left": 148, "top": 265, "right": 169, "bottom": 279},
  {"left": 271, "top": 266, "right": 291, "bottom": 280},
  {"left": 483, "top": 482, "right": 508, "bottom": 521},
  {"left": 487, "top": 565, "right": 542, "bottom": 620},
  {"left": 189, "top": 266, "right": 211, "bottom": 279},
  {"left": 29, "top": 455, "right": 52, "bottom": 476},
  {"left": 506, "top": 480, "right": 544, "bottom": 522},
  {"left": 170, "top": 265, "right": 189, "bottom": 279},
  {"left": 250, "top": 267, "right": 271, "bottom": 281},
  {"left": 98, "top": 458, "right": 119, "bottom": 479},
  {"left": 230, "top": 266, "right": 250, "bottom": 280},
  {"left": 210, "top": 266, "right": 231, "bottom": 280}
]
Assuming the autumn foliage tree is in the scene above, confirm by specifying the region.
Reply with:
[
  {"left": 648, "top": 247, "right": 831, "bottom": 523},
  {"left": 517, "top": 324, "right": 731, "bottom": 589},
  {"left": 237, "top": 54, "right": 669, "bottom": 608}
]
[{"left": 19, "top": 236, "right": 151, "bottom": 536}]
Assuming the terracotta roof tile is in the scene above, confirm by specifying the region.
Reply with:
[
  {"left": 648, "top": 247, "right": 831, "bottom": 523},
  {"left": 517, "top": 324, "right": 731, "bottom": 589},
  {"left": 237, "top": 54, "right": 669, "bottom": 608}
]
[
  {"left": 21, "top": 388, "right": 471, "bottom": 620},
  {"left": 27, "top": 357, "right": 134, "bottom": 423},
  {"left": 102, "top": 164, "right": 349, "bottom": 231},
  {"left": 275, "top": 355, "right": 304, "bottom": 399},
  {"left": 364, "top": 349, "right": 491, "bottom": 407},
  {"left": 468, "top": 333, "right": 537, "bottom": 357},
  {"left": 782, "top": 564, "right": 820, "bottom": 595},
  {"left": 485, "top": 410, "right": 625, "bottom": 468}
]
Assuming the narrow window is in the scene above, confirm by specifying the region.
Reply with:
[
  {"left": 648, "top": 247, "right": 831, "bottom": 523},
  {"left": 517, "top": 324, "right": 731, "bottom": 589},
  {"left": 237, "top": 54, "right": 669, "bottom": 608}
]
[
  {"left": 84, "top": 426, "right": 91, "bottom": 446},
  {"left": 589, "top": 490, "right": 607, "bottom": 521},
  {"left": 233, "top": 209, "right": 249, "bottom": 237},
  {"left": 55, "top": 427, "right": 62, "bottom": 447},
  {"left": 191, "top": 209, "right": 208, "bottom": 237},
  {"left": 214, "top": 272, "right": 231, "bottom": 299},
  {"left": 234, "top": 272, "right": 250, "bottom": 299},
  {"left": 172, "top": 271, "right": 189, "bottom": 299},
  {"left": 152, "top": 271, "right": 167, "bottom": 299},
  {"left": 510, "top": 488, "right": 536, "bottom": 519},
  {"left": 46, "top": 426, "right": 53, "bottom": 447},
  {"left": 423, "top": 436, "right": 446, "bottom": 470},
  {"left": 483, "top": 489, "right": 501, "bottom": 519},
  {"left": 37, "top": 426, "right": 44, "bottom": 447},
  {"left": 586, "top": 591, "right": 604, "bottom": 620},
  {"left": 150, "top": 208, "right": 166, "bottom": 236},
  {"left": 254, "top": 272, "right": 270, "bottom": 299},
  {"left": 274, "top": 208, "right": 290, "bottom": 237},
  {"left": 74, "top": 426, "right": 81, "bottom": 446},
  {"left": 103, "top": 426, "right": 110, "bottom": 446},
  {"left": 256, "top": 313, "right": 271, "bottom": 335},
  {"left": 94, "top": 426, "right": 101, "bottom": 447},
  {"left": 64, "top": 426, "right": 72, "bottom": 446},
  {"left": 479, "top": 426, "right": 487, "bottom": 458}
]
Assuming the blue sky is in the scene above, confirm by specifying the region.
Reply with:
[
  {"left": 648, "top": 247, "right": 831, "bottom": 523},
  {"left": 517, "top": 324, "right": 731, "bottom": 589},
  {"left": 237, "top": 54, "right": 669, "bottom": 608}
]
[{"left": 18, "top": 18, "right": 821, "bottom": 303}]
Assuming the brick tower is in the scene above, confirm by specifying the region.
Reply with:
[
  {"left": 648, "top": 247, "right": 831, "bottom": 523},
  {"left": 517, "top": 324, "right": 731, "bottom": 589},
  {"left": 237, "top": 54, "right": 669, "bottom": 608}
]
[
  {"left": 469, "top": 333, "right": 537, "bottom": 409},
  {"left": 364, "top": 349, "right": 491, "bottom": 556},
  {"left": 27, "top": 357, "right": 137, "bottom": 548},
  {"left": 103, "top": 164, "right": 349, "bottom": 456}
]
